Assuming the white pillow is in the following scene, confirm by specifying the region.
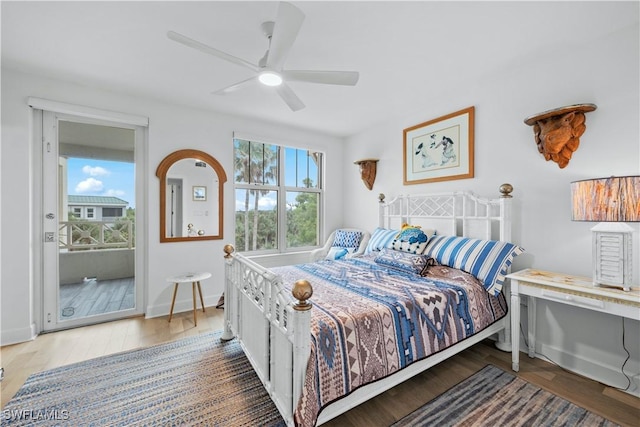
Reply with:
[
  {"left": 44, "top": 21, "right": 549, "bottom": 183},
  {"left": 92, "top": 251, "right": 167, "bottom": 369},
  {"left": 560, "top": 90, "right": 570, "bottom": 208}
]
[{"left": 325, "top": 246, "right": 356, "bottom": 260}]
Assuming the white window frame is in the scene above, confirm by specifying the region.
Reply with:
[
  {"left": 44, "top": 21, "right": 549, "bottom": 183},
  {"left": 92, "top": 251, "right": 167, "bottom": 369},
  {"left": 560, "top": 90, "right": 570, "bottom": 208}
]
[{"left": 233, "top": 136, "right": 324, "bottom": 255}]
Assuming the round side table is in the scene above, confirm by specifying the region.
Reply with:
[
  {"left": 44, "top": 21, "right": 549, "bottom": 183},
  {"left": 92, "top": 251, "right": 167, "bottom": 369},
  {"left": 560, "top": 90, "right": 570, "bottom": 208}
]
[{"left": 166, "top": 272, "right": 212, "bottom": 326}]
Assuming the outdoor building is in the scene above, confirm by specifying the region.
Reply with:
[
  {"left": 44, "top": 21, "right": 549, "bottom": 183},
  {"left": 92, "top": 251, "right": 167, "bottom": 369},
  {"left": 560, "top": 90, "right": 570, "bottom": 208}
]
[{"left": 67, "top": 195, "right": 128, "bottom": 221}]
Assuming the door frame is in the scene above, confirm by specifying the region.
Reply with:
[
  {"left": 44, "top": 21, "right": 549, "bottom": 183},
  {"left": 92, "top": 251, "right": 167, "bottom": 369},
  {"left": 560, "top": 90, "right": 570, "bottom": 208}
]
[
  {"left": 166, "top": 178, "right": 183, "bottom": 238},
  {"left": 30, "top": 98, "right": 149, "bottom": 332}
]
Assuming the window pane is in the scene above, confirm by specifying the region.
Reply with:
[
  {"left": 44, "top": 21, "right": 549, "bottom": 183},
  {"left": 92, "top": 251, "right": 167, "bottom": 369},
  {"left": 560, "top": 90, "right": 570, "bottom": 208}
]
[
  {"left": 286, "top": 191, "right": 318, "bottom": 248},
  {"left": 103, "top": 207, "right": 122, "bottom": 217},
  {"left": 284, "top": 147, "right": 297, "bottom": 187},
  {"left": 234, "top": 139, "right": 279, "bottom": 186},
  {"left": 235, "top": 189, "right": 278, "bottom": 251},
  {"left": 233, "top": 139, "right": 250, "bottom": 184},
  {"left": 284, "top": 148, "right": 320, "bottom": 188},
  {"left": 308, "top": 152, "right": 320, "bottom": 189}
]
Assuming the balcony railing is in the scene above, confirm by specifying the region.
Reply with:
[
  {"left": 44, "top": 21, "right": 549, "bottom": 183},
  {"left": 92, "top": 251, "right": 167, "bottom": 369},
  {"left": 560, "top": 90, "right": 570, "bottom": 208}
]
[{"left": 59, "top": 220, "right": 134, "bottom": 250}]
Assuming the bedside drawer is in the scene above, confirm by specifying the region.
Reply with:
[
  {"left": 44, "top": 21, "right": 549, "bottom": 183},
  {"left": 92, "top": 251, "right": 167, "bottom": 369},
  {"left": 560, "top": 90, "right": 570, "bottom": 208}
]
[
  {"left": 539, "top": 288, "right": 604, "bottom": 310},
  {"left": 518, "top": 280, "right": 640, "bottom": 320}
]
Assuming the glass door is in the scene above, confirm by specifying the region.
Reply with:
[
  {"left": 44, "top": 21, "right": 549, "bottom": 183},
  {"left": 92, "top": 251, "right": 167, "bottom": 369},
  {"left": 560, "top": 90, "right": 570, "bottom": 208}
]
[{"left": 41, "top": 112, "right": 144, "bottom": 331}]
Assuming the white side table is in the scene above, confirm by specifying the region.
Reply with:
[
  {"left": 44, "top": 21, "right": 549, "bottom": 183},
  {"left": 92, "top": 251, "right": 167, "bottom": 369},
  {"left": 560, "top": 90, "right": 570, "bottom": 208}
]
[
  {"left": 167, "top": 272, "right": 212, "bottom": 326},
  {"left": 507, "top": 268, "right": 640, "bottom": 372}
]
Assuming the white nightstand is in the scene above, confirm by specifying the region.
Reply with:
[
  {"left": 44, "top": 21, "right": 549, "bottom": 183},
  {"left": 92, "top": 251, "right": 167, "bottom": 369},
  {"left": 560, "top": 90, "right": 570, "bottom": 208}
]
[
  {"left": 507, "top": 268, "right": 640, "bottom": 372},
  {"left": 166, "top": 272, "right": 212, "bottom": 326}
]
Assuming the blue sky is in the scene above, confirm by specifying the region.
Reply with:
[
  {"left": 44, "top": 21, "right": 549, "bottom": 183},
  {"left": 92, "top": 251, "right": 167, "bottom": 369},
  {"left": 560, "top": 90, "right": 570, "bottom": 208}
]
[{"left": 67, "top": 158, "right": 135, "bottom": 208}]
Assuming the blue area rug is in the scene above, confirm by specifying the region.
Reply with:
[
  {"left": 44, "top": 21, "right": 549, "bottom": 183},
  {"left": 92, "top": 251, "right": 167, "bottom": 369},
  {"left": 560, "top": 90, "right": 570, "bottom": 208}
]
[
  {"left": 392, "top": 364, "right": 618, "bottom": 427},
  {"left": 1, "top": 331, "right": 284, "bottom": 426}
]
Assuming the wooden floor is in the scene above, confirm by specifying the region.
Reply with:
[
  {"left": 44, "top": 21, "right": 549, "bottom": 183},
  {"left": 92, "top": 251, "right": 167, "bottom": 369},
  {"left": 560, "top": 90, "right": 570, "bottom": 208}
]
[
  {"left": 59, "top": 277, "right": 135, "bottom": 320},
  {"left": 1, "top": 309, "right": 638, "bottom": 426}
]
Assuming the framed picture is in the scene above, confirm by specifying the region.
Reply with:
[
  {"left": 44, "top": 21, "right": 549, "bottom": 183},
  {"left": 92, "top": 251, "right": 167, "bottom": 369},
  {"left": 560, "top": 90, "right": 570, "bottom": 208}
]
[
  {"left": 193, "top": 185, "right": 207, "bottom": 201},
  {"left": 403, "top": 106, "right": 474, "bottom": 185}
]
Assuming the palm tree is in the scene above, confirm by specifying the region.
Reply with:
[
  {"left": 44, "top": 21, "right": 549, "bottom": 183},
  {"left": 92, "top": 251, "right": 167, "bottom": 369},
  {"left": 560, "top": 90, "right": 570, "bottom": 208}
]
[
  {"left": 234, "top": 140, "right": 252, "bottom": 251},
  {"left": 234, "top": 139, "right": 278, "bottom": 251}
]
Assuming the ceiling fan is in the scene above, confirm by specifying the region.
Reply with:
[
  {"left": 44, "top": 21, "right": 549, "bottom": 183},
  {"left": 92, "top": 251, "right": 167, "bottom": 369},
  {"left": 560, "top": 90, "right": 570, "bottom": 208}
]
[{"left": 167, "top": 2, "right": 359, "bottom": 111}]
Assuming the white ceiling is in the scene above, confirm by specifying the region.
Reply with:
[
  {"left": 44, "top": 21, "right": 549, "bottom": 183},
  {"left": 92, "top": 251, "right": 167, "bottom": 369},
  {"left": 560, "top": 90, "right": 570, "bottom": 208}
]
[{"left": 2, "top": 1, "right": 638, "bottom": 138}]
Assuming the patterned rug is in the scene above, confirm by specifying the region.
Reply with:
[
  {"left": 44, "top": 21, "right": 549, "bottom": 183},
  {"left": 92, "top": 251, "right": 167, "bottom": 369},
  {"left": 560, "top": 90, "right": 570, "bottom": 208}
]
[
  {"left": 1, "top": 331, "right": 284, "bottom": 426},
  {"left": 392, "top": 364, "right": 618, "bottom": 427}
]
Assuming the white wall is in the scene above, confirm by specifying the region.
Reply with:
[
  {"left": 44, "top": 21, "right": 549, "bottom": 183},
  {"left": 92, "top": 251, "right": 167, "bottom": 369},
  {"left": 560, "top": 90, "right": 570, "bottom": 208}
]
[
  {"left": 1, "top": 14, "right": 638, "bottom": 397},
  {"left": 343, "top": 24, "right": 640, "bottom": 394},
  {"left": 1, "top": 68, "right": 344, "bottom": 343}
]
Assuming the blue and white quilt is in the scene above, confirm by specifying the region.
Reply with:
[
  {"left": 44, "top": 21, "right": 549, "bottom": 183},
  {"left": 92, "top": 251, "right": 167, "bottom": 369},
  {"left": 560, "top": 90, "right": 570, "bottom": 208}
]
[{"left": 273, "top": 255, "right": 508, "bottom": 426}]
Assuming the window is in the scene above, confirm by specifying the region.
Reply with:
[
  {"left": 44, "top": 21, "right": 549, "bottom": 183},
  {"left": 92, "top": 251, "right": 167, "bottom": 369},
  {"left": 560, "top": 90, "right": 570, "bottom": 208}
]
[
  {"left": 234, "top": 138, "right": 322, "bottom": 253},
  {"left": 71, "top": 207, "right": 82, "bottom": 219},
  {"left": 103, "top": 207, "right": 123, "bottom": 218},
  {"left": 86, "top": 208, "right": 95, "bottom": 219}
]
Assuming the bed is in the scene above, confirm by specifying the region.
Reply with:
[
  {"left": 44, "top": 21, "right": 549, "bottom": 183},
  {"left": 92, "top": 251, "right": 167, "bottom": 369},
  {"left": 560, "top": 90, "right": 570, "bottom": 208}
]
[{"left": 221, "top": 184, "right": 523, "bottom": 426}]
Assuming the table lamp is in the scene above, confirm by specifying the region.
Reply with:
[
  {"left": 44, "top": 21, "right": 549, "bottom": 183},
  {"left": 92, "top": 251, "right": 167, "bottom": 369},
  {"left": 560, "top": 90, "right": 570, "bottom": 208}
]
[{"left": 571, "top": 176, "right": 639, "bottom": 291}]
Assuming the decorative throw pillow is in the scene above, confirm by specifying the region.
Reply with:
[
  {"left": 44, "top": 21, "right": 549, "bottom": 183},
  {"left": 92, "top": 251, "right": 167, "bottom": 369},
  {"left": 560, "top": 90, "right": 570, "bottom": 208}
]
[
  {"left": 390, "top": 227, "right": 435, "bottom": 254},
  {"left": 423, "top": 235, "right": 524, "bottom": 296},
  {"left": 365, "top": 227, "right": 398, "bottom": 254},
  {"left": 332, "top": 230, "right": 362, "bottom": 249},
  {"left": 325, "top": 246, "right": 356, "bottom": 260},
  {"left": 374, "top": 247, "right": 431, "bottom": 275}
]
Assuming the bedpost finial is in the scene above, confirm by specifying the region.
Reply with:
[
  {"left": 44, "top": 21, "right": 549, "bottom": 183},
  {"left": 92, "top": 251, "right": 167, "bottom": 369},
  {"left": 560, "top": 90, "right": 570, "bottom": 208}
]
[
  {"left": 292, "top": 279, "right": 313, "bottom": 311},
  {"left": 223, "top": 244, "right": 235, "bottom": 258},
  {"left": 499, "top": 183, "right": 513, "bottom": 198},
  {"left": 378, "top": 193, "right": 385, "bottom": 203}
]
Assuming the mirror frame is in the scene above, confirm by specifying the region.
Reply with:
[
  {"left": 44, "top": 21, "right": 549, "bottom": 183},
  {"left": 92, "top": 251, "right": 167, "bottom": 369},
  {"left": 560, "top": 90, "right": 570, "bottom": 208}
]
[{"left": 156, "top": 149, "right": 227, "bottom": 242}]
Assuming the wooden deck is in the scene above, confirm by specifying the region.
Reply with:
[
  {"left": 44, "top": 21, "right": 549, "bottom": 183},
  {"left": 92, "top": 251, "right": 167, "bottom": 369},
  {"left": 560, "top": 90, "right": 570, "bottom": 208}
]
[{"left": 59, "top": 277, "right": 135, "bottom": 320}]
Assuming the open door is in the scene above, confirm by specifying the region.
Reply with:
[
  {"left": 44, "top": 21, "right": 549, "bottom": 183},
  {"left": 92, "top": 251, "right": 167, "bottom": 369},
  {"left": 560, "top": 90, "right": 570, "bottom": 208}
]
[{"left": 41, "top": 111, "right": 145, "bottom": 331}]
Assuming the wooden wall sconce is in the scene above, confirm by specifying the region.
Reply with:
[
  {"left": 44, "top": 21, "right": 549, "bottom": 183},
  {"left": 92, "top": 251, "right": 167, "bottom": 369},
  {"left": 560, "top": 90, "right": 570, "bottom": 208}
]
[
  {"left": 524, "top": 103, "right": 597, "bottom": 168},
  {"left": 354, "top": 159, "right": 379, "bottom": 190}
]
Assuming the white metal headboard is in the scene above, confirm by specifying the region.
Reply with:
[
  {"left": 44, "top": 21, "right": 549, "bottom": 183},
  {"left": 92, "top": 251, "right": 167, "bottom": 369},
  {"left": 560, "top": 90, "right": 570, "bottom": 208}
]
[{"left": 379, "top": 184, "right": 514, "bottom": 242}]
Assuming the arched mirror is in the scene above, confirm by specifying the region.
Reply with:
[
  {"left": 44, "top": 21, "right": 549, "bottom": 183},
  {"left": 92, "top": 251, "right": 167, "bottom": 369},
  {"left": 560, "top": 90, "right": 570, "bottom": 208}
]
[{"left": 156, "top": 149, "right": 227, "bottom": 242}]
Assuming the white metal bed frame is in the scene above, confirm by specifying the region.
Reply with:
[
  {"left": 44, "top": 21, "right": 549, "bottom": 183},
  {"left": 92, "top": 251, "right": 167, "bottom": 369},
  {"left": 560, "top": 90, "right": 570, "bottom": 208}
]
[{"left": 222, "top": 184, "right": 515, "bottom": 426}]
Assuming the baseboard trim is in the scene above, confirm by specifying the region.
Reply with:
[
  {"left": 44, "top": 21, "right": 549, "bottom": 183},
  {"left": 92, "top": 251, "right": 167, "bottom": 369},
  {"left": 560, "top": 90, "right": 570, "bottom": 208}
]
[
  {"left": 536, "top": 343, "right": 640, "bottom": 398},
  {"left": 1, "top": 323, "right": 37, "bottom": 346}
]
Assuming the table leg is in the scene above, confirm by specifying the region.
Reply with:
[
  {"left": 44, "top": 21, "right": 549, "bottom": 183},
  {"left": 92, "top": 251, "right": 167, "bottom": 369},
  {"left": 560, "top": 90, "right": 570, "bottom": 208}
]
[
  {"left": 511, "top": 281, "right": 521, "bottom": 372},
  {"left": 192, "top": 281, "right": 197, "bottom": 326},
  {"left": 168, "top": 283, "right": 179, "bottom": 323},
  {"left": 197, "top": 281, "right": 206, "bottom": 312},
  {"left": 528, "top": 296, "right": 536, "bottom": 358}
]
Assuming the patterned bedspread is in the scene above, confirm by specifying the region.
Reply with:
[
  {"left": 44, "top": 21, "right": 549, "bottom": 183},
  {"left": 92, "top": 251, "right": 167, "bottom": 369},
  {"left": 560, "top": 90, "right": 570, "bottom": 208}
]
[{"left": 273, "top": 256, "right": 507, "bottom": 427}]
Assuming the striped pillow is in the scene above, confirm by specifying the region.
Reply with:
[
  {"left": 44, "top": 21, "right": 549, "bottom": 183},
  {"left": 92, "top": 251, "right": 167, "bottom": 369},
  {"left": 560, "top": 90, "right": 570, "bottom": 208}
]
[
  {"left": 424, "top": 235, "right": 524, "bottom": 296},
  {"left": 365, "top": 227, "right": 398, "bottom": 254}
]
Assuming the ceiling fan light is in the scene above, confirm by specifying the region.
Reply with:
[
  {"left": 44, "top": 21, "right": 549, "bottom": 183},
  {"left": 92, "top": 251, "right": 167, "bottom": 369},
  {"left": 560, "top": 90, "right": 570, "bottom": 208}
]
[{"left": 259, "top": 71, "right": 283, "bottom": 86}]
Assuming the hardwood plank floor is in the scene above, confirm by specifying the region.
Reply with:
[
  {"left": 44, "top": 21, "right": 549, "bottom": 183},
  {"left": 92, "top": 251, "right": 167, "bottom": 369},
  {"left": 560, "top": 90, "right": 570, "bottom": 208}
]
[{"left": 2, "top": 309, "right": 638, "bottom": 426}]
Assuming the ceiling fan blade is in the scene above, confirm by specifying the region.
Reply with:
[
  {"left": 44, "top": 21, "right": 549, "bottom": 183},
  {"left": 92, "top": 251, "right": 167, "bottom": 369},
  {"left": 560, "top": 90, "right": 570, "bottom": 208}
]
[
  {"left": 212, "top": 76, "right": 257, "bottom": 95},
  {"left": 167, "top": 30, "right": 258, "bottom": 72},
  {"left": 266, "top": 2, "right": 305, "bottom": 70},
  {"left": 282, "top": 70, "right": 360, "bottom": 86},
  {"left": 276, "top": 83, "right": 305, "bottom": 111}
]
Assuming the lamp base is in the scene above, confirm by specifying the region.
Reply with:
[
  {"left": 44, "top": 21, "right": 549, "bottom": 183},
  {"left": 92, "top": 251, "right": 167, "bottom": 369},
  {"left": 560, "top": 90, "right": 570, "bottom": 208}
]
[{"left": 591, "top": 223, "right": 633, "bottom": 292}]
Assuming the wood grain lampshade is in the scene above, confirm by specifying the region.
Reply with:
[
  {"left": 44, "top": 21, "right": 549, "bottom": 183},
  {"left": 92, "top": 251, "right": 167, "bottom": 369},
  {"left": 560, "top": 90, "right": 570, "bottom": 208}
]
[{"left": 571, "top": 176, "right": 640, "bottom": 291}]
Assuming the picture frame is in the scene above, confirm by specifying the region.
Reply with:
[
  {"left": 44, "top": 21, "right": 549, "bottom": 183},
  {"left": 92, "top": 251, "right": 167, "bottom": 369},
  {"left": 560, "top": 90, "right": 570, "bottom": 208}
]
[
  {"left": 403, "top": 106, "right": 474, "bottom": 185},
  {"left": 193, "top": 185, "right": 207, "bottom": 201}
]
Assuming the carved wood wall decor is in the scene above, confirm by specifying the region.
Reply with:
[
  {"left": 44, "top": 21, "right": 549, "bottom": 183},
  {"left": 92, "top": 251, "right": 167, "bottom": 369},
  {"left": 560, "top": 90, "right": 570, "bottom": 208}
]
[
  {"left": 354, "top": 159, "right": 379, "bottom": 190},
  {"left": 524, "top": 103, "right": 596, "bottom": 168}
]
